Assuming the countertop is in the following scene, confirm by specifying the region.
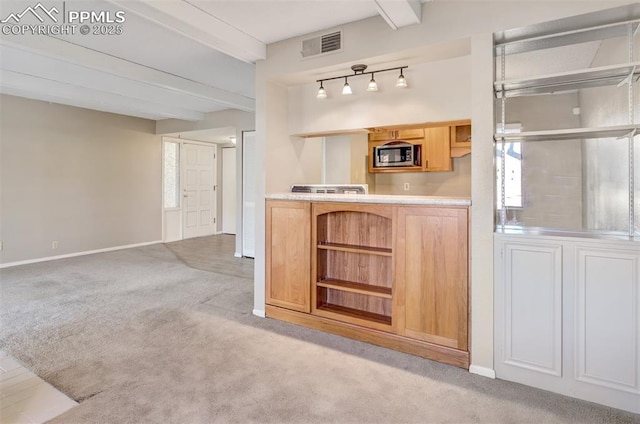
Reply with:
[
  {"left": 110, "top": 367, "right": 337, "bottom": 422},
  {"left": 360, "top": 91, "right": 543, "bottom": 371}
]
[{"left": 266, "top": 193, "right": 471, "bottom": 206}]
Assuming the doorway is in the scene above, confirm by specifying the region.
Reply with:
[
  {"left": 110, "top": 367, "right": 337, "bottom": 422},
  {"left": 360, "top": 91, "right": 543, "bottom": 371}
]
[
  {"left": 182, "top": 142, "right": 217, "bottom": 239},
  {"left": 162, "top": 138, "right": 218, "bottom": 242}
]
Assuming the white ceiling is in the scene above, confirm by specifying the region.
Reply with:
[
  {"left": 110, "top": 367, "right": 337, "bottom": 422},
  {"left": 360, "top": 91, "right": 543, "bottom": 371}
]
[{"left": 0, "top": 0, "right": 426, "bottom": 121}]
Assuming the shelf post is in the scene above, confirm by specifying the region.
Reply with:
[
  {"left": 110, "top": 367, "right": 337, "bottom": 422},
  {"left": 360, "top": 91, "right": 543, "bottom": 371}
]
[{"left": 628, "top": 22, "right": 635, "bottom": 237}]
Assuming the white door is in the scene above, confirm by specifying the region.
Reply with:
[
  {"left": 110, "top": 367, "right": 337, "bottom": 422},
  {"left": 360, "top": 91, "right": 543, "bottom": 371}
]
[
  {"left": 182, "top": 142, "right": 216, "bottom": 239},
  {"left": 242, "top": 131, "right": 256, "bottom": 257},
  {"left": 222, "top": 147, "right": 236, "bottom": 234}
]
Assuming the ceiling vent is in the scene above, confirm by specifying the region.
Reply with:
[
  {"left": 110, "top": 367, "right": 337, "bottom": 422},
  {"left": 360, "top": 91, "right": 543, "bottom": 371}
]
[{"left": 301, "top": 31, "right": 342, "bottom": 58}]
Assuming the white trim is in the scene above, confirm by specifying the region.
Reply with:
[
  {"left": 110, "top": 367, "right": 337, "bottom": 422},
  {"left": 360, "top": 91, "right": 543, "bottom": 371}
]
[
  {"left": 252, "top": 308, "right": 266, "bottom": 318},
  {"left": 0, "top": 241, "right": 162, "bottom": 269},
  {"left": 469, "top": 365, "right": 496, "bottom": 379},
  {"left": 234, "top": 252, "right": 242, "bottom": 258}
]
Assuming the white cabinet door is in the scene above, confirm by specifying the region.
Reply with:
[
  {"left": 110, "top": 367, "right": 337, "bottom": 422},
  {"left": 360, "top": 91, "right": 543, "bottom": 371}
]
[
  {"left": 498, "top": 241, "right": 562, "bottom": 376},
  {"left": 575, "top": 247, "right": 640, "bottom": 393}
]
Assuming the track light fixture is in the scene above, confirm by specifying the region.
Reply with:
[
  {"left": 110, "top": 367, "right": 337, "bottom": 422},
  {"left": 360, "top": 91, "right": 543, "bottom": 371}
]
[
  {"left": 317, "top": 81, "right": 327, "bottom": 99},
  {"left": 367, "top": 73, "right": 378, "bottom": 92},
  {"left": 342, "top": 77, "right": 352, "bottom": 95},
  {"left": 395, "top": 68, "right": 407, "bottom": 88},
  {"left": 315, "top": 64, "right": 407, "bottom": 98}
]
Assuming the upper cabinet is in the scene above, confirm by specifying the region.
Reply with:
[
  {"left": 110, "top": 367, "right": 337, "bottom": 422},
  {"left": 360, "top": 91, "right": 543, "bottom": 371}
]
[
  {"left": 368, "top": 120, "right": 471, "bottom": 173},
  {"left": 450, "top": 123, "right": 472, "bottom": 158},
  {"left": 423, "top": 126, "right": 452, "bottom": 172},
  {"left": 369, "top": 128, "right": 425, "bottom": 142}
]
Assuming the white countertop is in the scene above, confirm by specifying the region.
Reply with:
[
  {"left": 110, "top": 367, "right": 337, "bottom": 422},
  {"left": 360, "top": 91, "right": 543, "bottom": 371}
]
[{"left": 266, "top": 193, "right": 471, "bottom": 206}]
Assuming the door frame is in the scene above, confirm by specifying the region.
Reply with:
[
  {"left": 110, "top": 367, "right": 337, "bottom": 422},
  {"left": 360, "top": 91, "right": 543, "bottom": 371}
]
[
  {"left": 161, "top": 137, "right": 218, "bottom": 242},
  {"left": 221, "top": 146, "right": 237, "bottom": 235}
]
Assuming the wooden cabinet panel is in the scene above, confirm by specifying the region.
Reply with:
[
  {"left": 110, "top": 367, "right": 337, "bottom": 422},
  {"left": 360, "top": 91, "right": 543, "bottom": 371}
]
[
  {"left": 369, "top": 128, "right": 425, "bottom": 142},
  {"left": 266, "top": 200, "right": 311, "bottom": 312},
  {"left": 450, "top": 124, "right": 472, "bottom": 148},
  {"left": 450, "top": 123, "right": 472, "bottom": 158},
  {"left": 423, "top": 127, "right": 452, "bottom": 172},
  {"left": 394, "top": 207, "right": 468, "bottom": 350}
]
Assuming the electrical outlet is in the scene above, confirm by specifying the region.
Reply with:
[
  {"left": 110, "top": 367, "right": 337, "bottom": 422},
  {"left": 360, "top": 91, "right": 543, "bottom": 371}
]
[
  {"left": 403, "top": 182, "right": 410, "bottom": 191},
  {"left": 52, "top": 241, "right": 58, "bottom": 249}
]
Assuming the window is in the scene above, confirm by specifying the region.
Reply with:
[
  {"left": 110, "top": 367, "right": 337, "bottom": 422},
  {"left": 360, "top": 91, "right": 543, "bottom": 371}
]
[
  {"left": 163, "top": 141, "right": 180, "bottom": 209},
  {"left": 496, "top": 142, "right": 522, "bottom": 209}
]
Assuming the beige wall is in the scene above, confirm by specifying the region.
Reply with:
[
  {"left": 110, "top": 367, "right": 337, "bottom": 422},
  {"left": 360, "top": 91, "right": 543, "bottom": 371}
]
[
  {"left": 374, "top": 156, "right": 471, "bottom": 196},
  {"left": 0, "top": 94, "right": 161, "bottom": 264},
  {"left": 323, "top": 135, "right": 351, "bottom": 184}
]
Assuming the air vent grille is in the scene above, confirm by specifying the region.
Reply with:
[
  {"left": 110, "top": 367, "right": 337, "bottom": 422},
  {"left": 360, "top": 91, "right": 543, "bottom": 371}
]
[
  {"left": 321, "top": 31, "right": 341, "bottom": 53},
  {"left": 301, "top": 31, "right": 342, "bottom": 58}
]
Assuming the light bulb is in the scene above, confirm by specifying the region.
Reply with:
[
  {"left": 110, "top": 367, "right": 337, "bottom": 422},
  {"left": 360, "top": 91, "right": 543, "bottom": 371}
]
[
  {"left": 367, "top": 75, "right": 378, "bottom": 92},
  {"left": 395, "top": 70, "right": 407, "bottom": 88},
  {"left": 342, "top": 80, "right": 352, "bottom": 95},
  {"left": 317, "top": 84, "right": 327, "bottom": 99}
]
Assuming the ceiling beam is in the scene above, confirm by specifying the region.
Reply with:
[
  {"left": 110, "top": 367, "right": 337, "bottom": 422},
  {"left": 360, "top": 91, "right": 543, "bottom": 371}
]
[
  {"left": 0, "top": 45, "right": 226, "bottom": 114},
  {"left": 374, "top": 0, "right": 422, "bottom": 30},
  {"left": 0, "top": 70, "right": 206, "bottom": 121},
  {"left": 107, "top": 0, "right": 266, "bottom": 63},
  {"left": 1, "top": 37, "right": 255, "bottom": 112}
]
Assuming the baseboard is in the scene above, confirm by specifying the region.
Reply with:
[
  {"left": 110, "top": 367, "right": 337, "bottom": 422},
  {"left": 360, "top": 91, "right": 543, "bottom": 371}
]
[
  {"left": 0, "top": 240, "right": 163, "bottom": 269},
  {"left": 469, "top": 365, "right": 496, "bottom": 379},
  {"left": 234, "top": 252, "right": 242, "bottom": 258},
  {"left": 266, "top": 305, "right": 469, "bottom": 369},
  {"left": 252, "top": 308, "right": 266, "bottom": 318}
]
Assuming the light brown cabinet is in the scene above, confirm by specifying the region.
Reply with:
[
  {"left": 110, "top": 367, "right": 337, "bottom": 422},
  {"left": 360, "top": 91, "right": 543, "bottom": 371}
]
[
  {"left": 265, "top": 200, "right": 470, "bottom": 369},
  {"left": 451, "top": 123, "right": 472, "bottom": 148},
  {"left": 368, "top": 128, "right": 424, "bottom": 142},
  {"left": 423, "top": 126, "right": 452, "bottom": 172},
  {"left": 265, "top": 200, "right": 311, "bottom": 313},
  {"left": 394, "top": 206, "right": 468, "bottom": 351},
  {"left": 450, "top": 122, "right": 472, "bottom": 158}
]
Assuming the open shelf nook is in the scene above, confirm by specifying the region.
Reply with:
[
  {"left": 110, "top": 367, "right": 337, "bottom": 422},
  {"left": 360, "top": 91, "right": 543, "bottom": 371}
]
[{"left": 313, "top": 204, "right": 394, "bottom": 330}]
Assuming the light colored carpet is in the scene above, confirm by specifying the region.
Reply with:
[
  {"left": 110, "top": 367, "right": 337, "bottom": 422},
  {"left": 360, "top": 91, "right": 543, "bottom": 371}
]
[{"left": 0, "top": 244, "right": 637, "bottom": 423}]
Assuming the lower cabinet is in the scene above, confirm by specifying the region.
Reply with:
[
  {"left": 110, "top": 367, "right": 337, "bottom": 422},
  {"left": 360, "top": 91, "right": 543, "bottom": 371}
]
[
  {"left": 265, "top": 199, "right": 470, "bottom": 369},
  {"left": 395, "top": 207, "right": 468, "bottom": 351},
  {"left": 494, "top": 233, "right": 640, "bottom": 414},
  {"left": 265, "top": 200, "right": 311, "bottom": 313}
]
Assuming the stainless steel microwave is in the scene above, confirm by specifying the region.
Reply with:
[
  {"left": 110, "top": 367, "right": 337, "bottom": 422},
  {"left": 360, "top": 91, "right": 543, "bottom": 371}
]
[{"left": 373, "top": 142, "right": 421, "bottom": 168}]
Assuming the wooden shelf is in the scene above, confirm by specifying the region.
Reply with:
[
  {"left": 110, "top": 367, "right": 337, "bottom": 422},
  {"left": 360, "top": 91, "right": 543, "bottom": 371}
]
[
  {"left": 317, "top": 242, "right": 392, "bottom": 256},
  {"left": 317, "top": 279, "right": 392, "bottom": 299},
  {"left": 494, "top": 62, "right": 640, "bottom": 98},
  {"left": 317, "top": 303, "right": 392, "bottom": 326},
  {"left": 494, "top": 124, "right": 640, "bottom": 143},
  {"left": 370, "top": 165, "right": 423, "bottom": 173}
]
